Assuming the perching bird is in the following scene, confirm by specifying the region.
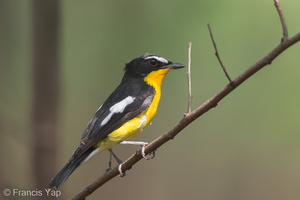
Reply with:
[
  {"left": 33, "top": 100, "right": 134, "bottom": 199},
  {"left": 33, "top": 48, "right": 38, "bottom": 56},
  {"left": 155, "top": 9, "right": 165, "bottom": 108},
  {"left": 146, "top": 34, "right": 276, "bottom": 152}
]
[{"left": 49, "top": 54, "right": 185, "bottom": 188}]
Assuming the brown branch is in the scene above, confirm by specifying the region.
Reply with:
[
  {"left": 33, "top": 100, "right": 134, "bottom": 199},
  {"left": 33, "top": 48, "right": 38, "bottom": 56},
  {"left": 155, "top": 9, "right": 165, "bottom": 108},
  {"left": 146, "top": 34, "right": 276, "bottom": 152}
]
[
  {"left": 70, "top": 4, "right": 300, "bottom": 200},
  {"left": 207, "top": 23, "right": 232, "bottom": 83},
  {"left": 70, "top": 32, "right": 300, "bottom": 200},
  {"left": 187, "top": 42, "right": 193, "bottom": 114},
  {"left": 274, "top": 0, "right": 289, "bottom": 41}
]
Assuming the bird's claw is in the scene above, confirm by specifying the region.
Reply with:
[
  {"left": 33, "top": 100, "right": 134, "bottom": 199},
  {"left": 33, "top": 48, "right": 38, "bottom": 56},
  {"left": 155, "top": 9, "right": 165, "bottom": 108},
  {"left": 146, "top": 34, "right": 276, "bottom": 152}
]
[
  {"left": 140, "top": 144, "right": 155, "bottom": 160},
  {"left": 118, "top": 164, "right": 126, "bottom": 177}
]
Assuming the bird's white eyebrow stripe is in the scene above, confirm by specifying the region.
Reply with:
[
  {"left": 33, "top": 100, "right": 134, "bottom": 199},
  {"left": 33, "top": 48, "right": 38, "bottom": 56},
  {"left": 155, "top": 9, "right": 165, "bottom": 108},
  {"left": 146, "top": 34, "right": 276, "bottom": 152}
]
[
  {"left": 144, "top": 56, "right": 169, "bottom": 64},
  {"left": 100, "top": 96, "right": 135, "bottom": 126}
]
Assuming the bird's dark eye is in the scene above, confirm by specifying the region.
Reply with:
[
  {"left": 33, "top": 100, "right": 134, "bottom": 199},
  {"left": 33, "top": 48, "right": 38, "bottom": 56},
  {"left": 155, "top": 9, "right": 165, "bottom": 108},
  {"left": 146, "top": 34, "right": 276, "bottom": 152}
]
[{"left": 148, "top": 59, "right": 158, "bottom": 66}]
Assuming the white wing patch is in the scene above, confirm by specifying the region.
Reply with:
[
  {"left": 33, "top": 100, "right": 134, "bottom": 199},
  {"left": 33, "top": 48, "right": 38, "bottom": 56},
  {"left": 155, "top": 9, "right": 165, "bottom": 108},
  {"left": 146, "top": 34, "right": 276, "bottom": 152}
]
[
  {"left": 101, "top": 96, "right": 135, "bottom": 126},
  {"left": 145, "top": 55, "right": 169, "bottom": 64}
]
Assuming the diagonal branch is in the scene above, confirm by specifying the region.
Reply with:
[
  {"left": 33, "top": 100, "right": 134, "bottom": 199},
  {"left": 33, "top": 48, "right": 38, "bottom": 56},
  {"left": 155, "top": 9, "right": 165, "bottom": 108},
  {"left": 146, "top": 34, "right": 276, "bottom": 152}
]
[
  {"left": 70, "top": 31, "right": 300, "bottom": 200},
  {"left": 70, "top": 2, "right": 300, "bottom": 199}
]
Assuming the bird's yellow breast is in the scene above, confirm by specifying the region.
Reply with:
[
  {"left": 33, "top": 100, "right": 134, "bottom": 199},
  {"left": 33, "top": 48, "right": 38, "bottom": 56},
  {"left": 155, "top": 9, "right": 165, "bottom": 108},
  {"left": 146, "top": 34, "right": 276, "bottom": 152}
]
[
  {"left": 142, "top": 68, "right": 170, "bottom": 127},
  {"left": 96, "top": 69, "right": 170, "bottom": 152}
]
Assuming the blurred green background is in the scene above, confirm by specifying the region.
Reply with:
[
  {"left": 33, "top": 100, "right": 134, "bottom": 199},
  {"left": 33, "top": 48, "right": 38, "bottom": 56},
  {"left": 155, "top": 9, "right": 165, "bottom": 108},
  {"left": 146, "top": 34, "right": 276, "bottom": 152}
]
[{"left": 1, "top": 0, "right": 300, "bottom": 199}]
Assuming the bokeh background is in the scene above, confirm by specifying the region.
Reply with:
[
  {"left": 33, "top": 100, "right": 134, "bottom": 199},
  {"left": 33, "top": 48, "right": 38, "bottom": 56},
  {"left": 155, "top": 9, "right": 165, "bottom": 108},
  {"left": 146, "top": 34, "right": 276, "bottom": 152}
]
[{"left": 1, "top": 0, "right": 300, "bottom": 199}]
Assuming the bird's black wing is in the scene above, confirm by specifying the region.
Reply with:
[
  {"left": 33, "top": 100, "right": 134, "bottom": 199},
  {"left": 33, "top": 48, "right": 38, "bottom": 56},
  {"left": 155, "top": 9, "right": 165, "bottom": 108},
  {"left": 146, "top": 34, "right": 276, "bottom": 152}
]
[{"left": 68, "top": 78, "right": 154, "bottom": 163}]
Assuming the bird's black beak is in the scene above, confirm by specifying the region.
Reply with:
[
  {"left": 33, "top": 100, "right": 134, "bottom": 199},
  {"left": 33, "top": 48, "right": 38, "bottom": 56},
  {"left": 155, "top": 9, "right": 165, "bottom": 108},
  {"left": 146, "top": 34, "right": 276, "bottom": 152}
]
[{"left": 165, "top": 62, "right": 185, "bottom": 70}]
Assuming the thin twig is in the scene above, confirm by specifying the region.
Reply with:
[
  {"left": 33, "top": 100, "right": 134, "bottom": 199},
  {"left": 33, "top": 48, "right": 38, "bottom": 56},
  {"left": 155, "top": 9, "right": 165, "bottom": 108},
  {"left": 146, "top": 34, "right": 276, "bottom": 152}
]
[
  {"left": 274, "top": 0, "right": 289, "bottom": 41},
  {"left": 207, "top": 24, "right": 232, "bottom": 83},
  {"left": 187, "top": 42, "right": 192, "bottom": 114}
]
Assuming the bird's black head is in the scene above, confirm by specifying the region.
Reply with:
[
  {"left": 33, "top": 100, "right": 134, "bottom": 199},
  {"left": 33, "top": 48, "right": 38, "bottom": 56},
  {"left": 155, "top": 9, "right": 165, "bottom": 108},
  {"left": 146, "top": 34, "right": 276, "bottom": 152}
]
[{"left": 123, "top": 54, "right": 185, "bottom": 79}]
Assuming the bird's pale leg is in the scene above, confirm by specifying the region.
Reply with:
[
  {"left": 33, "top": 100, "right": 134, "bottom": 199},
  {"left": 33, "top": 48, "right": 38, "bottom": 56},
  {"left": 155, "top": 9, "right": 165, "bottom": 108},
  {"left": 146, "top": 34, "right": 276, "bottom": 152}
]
[
  {"left": 119, "top": 141, "right": 155, "bottom": 160},
  {"left": 111, "top": 141, "right": 156, "bottom": 177}
]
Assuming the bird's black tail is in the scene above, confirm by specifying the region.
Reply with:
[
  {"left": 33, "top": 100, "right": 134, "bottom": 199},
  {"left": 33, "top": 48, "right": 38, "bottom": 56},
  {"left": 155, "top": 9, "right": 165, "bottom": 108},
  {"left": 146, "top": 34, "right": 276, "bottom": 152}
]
[{"left": 49, "top": 147, "right": 95, "bottom": 188}]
